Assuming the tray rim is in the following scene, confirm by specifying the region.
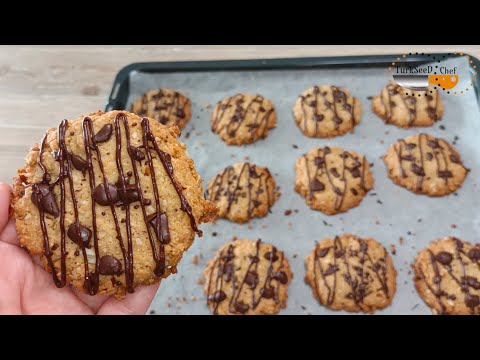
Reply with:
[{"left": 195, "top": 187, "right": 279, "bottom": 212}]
[{"left": 105, "top": 52, "right": 480, "bottom": 112}]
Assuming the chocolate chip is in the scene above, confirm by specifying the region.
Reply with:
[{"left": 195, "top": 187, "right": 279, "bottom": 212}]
[
  {"left": 94, "top": 124, "right": 113, "bottom": 143},
  {"left": 93, "top": 183, "right": 118, "bottom": 206},
  {"left": 31, "top": 183, "right": 59, "bottom": 218},
  {"left": 309, "top": 179, "right": 325, "bottom": 192},
  {"left": 323, "top": 147, "right": 331, "bottom": 155},
  {"left": 314, "top": 156, "right": 325, "bottom": 167},
  {"left": 401, "top": 155, "right": 415, "bottom": 162},
  {"left": 349, "top": 167, "right": 361, "bottom": 178},
  {"left": 234, "top": 302, "right": 249, "bottom": 314},
  {"left": 351, "top": 188, "right": 358, "bottom": 196},
  {"left": 449, "top": 154, "right": 460, "bottom": 164},
  {"left": 159, "top": 116, "right": 169, "bottom": 125},
  {"left": 324, "top": 265, "right": 339, "bottom": 276},
  {"left": 264, "top": 250, "right": 279, "bottom": 262},
  {"left": 70, "top": 154, "right": 88, "bottom": 173},
  {"left": 313, "top": 114, "right": 324, "bottom": 122},
  {"left": 330, "top": 167, "right": 340, "bottom": 178},
  {"left": 405, "top": 143, "right": 416, "bottom": 150},
  {"left": 99, "top": 255, "right": 123, "bottom": 276},
  {"left": 117, "top": 184, "right": 141, "bottom": 205},
  {"left": 467, "top": 248, "right": 480, "bottom": 261},
  {"left": 148, "top": 213, "right": 170, "bottom": 244},
  {"left": 129, "top": 146, "right": 145, "bottom": 161},
  {"left": 435, "top": 252, "right": 453, "bottom": 265},
  {"left": 465, "top": 293, "right": 480, "bottom": 309},
  {"left": 244, "top": 271, "right": 258, "bottom": 288},
  {"left": 208, "top": 290, "right": 226, "bottom": 303},
  {"left": 317, "top": 247, "right": 329, "bottom": 258},
  {"left": 67, "top": 223, "right": 92, "bottom": 247},
  {"left": 272, "top": 271, "right": 288, "bottom": 284},
  {"left": 334, "top": 187, "right": 342, "bottom": 196},
  {"left": 176, "top": 109, "right": 185, "bottom": 118},
  {"left": 426, "top": 153, "right": 433, "bottom": 161},
  {"left": 427, "top": 140, "right": 440, "bottom": 149},
  {"left": 411, "top": 163, "right": 425, "bottom": 176},
  {"left": 260, "top": 287, "right": 275, "bottom": 299},
  {"left": 438, "top": 170, "right": 453, "bottom": 179},
  {"left": 463, "top": 276, "right": 480, "bottom": 290}
]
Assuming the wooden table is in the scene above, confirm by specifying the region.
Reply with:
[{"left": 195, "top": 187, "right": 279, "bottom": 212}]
[{"left": 2, "top": 45, "right": 478, "bottom": 183}]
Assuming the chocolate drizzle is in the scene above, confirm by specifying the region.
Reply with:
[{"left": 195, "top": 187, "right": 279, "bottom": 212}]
[
  {"left": 421, "top": 239, "right": 480, "bottom": 314},
  {"left": 392, "top": 134, "right": 466, "bottom": 193},
  {"left": 302, "top": 147, "right": 370, "bottom": 211},
  {"left": 131, "top": 89, "right": 190, "bottom": 128},
  {"left": 206, "top": 163, "right": 274, "bottom": 220},
  {"left": 206, "top": 240, "right": 289, "bottom": 315},
  {"left": 381, "top": 85, "right": 440, "bottom": 125},
  {"left": 211, "top": 94, "right": 274, "bottom": 142},
  {"left": 311, "top": 235, "right": 391, "bottom": 311},
  {"left": 30, "top": 113, "right": 199, "bottom": 294},
  {"left": 298, "top": 86, "right": 356, "bottom": 136}
]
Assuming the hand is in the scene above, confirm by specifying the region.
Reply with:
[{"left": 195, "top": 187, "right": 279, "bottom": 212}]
[{"left": 0, "top": 183, "right": 159, "bottom": 315}]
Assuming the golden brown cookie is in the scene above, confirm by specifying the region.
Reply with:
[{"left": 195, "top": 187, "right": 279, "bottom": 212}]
[
  {"left": 293, "top": 85, "right": 362, "bottom": 138},
  {"left": 371, "top": 85, "right": 443, "bottom": 128},
  {"left": 12, "top": 110, "right": 217, "bottom": 299},
  {"left": 295, "top": 146, "right": 374, "bottom": 215},
  {"left": 413, "top": 237, "right": 480, "bottom": 315},
  {"left": 210, "top": 94, "right": 276, "bottom": 145},
  {"left": 204, "top": 239, "right": 292, "bottom": 315},
  {"left": 205, "top": 163, "right": 278, "bottom": 224},
  {"left": 130, "top": 89, "right": 192, "bottom": 130},
  {"left": 384, "top": 133, "right": 468, "bottom": 196},
  {"left": 305, "top": 234, "right": 397, "bottom": 313}
]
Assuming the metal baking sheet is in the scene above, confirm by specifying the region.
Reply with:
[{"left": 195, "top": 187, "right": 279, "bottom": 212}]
[{"left": 107, "top": 55, "right": 480, "bottom": 315}]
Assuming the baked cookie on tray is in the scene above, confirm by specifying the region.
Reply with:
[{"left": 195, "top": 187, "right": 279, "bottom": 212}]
[
  {"left": 304, "top": 234, "right": 397, "bottom": 313},
  {"left": 295, "top": 146, "right": 374, "bottom": 215},
  {"left": 211, "top": 94, "right": 276, "bottom": 145},
  {"left": 131, "top": 88, "right": 192, "bottom": 130},
  {"left": 384, "top": 133, "right": 468, "bottom": 196},
  {"left": 204, "top": 239, "right": 292, "bottom": 315},
  {"left": 205, "top": 162, "right": 278, "bottom": 224},
  {"left": 413, "top": 237, "right": 480, "bottom": 315},
  {"left": 293, "top": 85, "right": 362, "bottom": 138},
  {"left": 11, "top": 110, "right": 217, "bottom": 299},
  {"left": 371, "top": 85, "right": 443, "bottom": 128}
]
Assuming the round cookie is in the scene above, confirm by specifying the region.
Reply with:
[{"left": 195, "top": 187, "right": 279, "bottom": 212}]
[
  {"left": 384, "top": 133, "right": 468, "bottom": 196},
  {"left": 305, "top": 234, "right": 397, "bottom": 313},
  {"left": 204, "top": 239, "right": 292, "bottom": 315},
  {"left": 12, "top": 110, "right": 217, "bottom": 299},
  {"left": 413, "top": 237, "right": 480, "bottom": 315},
  {"left": 371, "top": 85, "right": 443, "bottom": 128},
  {"left": 295, "top": 146, "right": 374, "bottom": 215},
  {"left": 206, "top": 162, "right": 278, "bottom": 224},
  {"left": 293, "top": 85, "right": 362, "bottom": 138},
  {"left": 130, "top": 88, "right": 192, "bottom": 130},
  {"left": 211, "top": 94, "right": 276, "bottom": 145}
]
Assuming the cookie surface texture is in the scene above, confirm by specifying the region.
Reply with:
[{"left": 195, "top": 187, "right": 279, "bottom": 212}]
[
  {"left": 384, "top": 133, "right": 468, "bottom": 196},
  {"left": 304, "top": 234, "right": 397, "bottom": 313},
  {"left": 206, "top": 162, "right": 277, "bottom": 224},
  {"left": 204, "top": 239, "right": 292, "bottom": 315},
  {"left": 295, "top": 146, "right": 374, "bottom": 215},
  {"left": 293, "top": 85, "right": 361, "bottom": 138},
  {"left": 414, "top": 237, "right": 480, "bottom": 315},
  {"left": 12, "top": 111, "right": 217, "bottom": 298},
  {"left": 131, "top": 89, "right": 192, "bottom": 130},
  {"left": 211, "top": 94, "right": 276, "bottom": 145}
]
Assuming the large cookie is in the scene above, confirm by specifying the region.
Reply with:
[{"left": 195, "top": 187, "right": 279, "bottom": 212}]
[
  {"left": 384, "top": 133, "right": 468, "bottom": 196},
  {"left": 211, "top": 94, "right": 276, "bottom": 145},
  {"left": 293, "top": 85, "right": 362, "bottom": 138},
  {"left": 413, "top": 237, "right": 480, "bottom": 315},
  {"left": 130, "top": 88, "right": 192, "bottom": 130},
  {"left": 12, "top": 111, "right": 217, "bottom": 299},
  {"left": 305, "top": 234, "right": 397, "bottom": 313},
  {"left": 372, "top": 85, "right": 443, "bottom": 128},
  {"left": 204, "top": 239, "right": 292, "bottom": 315},
  {"left": 205, "top": 162, "right": 278, "bottom": 224},
  {"left": 295, "top": 146, "right": 374, "bottom": 215}
]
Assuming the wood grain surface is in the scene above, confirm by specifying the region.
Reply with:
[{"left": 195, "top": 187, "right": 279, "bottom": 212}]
[{"left": 2, "top": 45, "right": 478, "bottom": 183}]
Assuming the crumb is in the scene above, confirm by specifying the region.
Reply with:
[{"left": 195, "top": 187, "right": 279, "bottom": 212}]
[
  {"left": 262, "top": 224, "right": 268, "bottom": 229},
  {"left": 370, "top": 192, "right": 377, "bottom": 196},
  {"left": 451, "top": 224, "right": 457, "bottom": 229},
  {"left": 375, "top": 220, "right": 380, "bottom": 225},
  {"left": 408, "top": 270, "right": 412, "bottom": 275},
  {"left": 149, "top": 310, "right": 156, "bottom": 315},
  {"left": 248, "top": 224, "right": 253, "bottom": 229},
  {"left": 293, "top": 254, "right": 297, "bottom": 259},
  {"left": 190, "top": 296, "right": 197, "bottom": 302},
  {"left": 167, "top": 303, "right": 171, "bottom": 308},
  {"left": 212, "top": 232, "right": 218, "bottom": 237},
  {"left": 399, "top": 237, "right": 404, "bottom": 245},
  {"left": 301, "top": 305, "right": 306, "bottom": 310},
  {"left": 417, "top": 218, "right": 422, "bottom": 223},
  {"left": 411, "top": 304, "right": 419, "bottom": 310},
  {"left": 369, "top": 162, "right": 374, "bottom": 168},
  {"left": 182, "top": 297, "right": 187, "bottom": 302},
  {"left": 197, "top": 278, "right": 204, "bottom": 285},
  {"left": 407, "top": 231, "right": 412, "bottom": 235},
  {"left": 439, "top": 125, "right": 445, "bottom": 130},
  {"left": 390, "top": 244, "right": 396, "bottom": 255},
  {"left": 184, "top": 127, "right": 194, "bottom": 139},
  {"left": 454, "top": 192, "right": 458, "bottom": 196},
  {"left": 175, "top": 297, "right": 180, "bottom": 301},
  {"left": 385, "top": 131, "right": 389, "bottom": 135},
  {"left": 380, "top": 140, "right": 384, "bottom": 144},
  {"left": 377, "top": 199, "right": 383, "bottom": 205},
  {"left": 367, "top": 96, "right": 373, "bottom": 100},
  {"left": 244, "top": 156, "right": 250, "bottom": 161},
  {"left": 284, "top": 209, "right": 292, "bottom": 216},
  {"left": 230, "top": 154, "right": 236, "bottom": 158},
  {"left": 294, "top": 209, "right": 299, "bottom": 213},
  {"left": 196, "top": 115, "right": 200, "bottom": 120},
  {"left": 232, "top": 236, "right": 238, "bottom": 241},
  {"left": 292, "top": 144, "right": 298, "bottom": 149},
  {"left": 192, "top": 255, "right": 198, "bottom": 265},
  {"left": 205, "top": 103, "right": 212, "bottom": 109}
]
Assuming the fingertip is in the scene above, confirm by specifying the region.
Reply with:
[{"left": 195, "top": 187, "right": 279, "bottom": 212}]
[
  {"left": 0, "top": 182, "right": 12, "bottom": 233},
  {"left": 97, "top": 282, "right": 160, "bottom": 315}
]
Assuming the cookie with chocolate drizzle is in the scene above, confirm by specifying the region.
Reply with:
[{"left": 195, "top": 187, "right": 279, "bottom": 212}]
[
  {"left": 206, "top": 162, "right": 278, "bottom": 224},
  {"left": 414, "top": 237, "right": 480, "bottom": 315},
  {"left": 305, "top": 234, "right": 397, "bottom": 313},
  {"left": 384, "top": 133, "right": 468, "bottom": 196},
  {"left": 204, "top": 239, "right": 292, "bottom": 315},
  {"left": 371, "top": 85, "right": 443, "bottom": 128},
  {"left": 295, "top": 146, "right": 374, "bottom": 215},
  {"left": 131, "top": 88, "right": 191, "bottom": 130},
  {"left": 211, "top": 94, "right": 276, "bottom": 145},
  {"left": 293, "top": 85, "right": 362, "bottom": 138},
  {"left": 12, "top": 111, "right": 217, "bottom": 299}
]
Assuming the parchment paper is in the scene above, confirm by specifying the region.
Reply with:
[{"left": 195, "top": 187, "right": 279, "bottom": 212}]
[{"left": 125, "top": 57, "right": 480, "bottom": 315}]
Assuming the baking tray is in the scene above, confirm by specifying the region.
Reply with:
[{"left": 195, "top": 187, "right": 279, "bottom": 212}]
[{"left": 106, "top": 53, "right": 480, "bottom": 315}]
